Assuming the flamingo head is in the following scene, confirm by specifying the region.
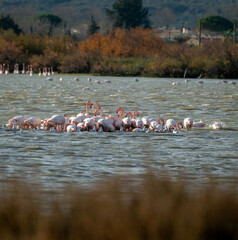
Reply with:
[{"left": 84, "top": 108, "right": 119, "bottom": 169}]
[
  {"left": 116, "top": 107, "right": 123, "bottom": 112},
  {"left": 86, "top": 101, "right": 92, "bottom": 108},
  {"left": 185, "top": 121, "right": 193, "bottom": 130},
  {"left": 116, "top": 107, "right": 123, "bottom": 119}
]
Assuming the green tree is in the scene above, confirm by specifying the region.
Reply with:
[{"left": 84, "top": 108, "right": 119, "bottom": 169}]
[
  {"left": 197, "top": 15, "right": 233, "bottom": 32},
  {"left": 34, "top": 13, "right": 62, "bottom": 36},
  {"left": 0, "top": 14, "right": 22, "bottom": 34},
  {"left": 105, "top": 0, "right": 151, "bottom": 29},
  {"left": 88, "top": 15, "right": 100, "bottom": 36}
]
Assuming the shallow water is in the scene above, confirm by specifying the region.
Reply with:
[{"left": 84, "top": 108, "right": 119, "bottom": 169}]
[{"left": 0, "top": 74, "right": 237, "bottom": 191}]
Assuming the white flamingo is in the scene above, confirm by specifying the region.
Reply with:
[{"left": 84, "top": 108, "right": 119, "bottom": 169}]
[
  {"left": 0, "top": 64, "right": 3, "bottom": 74},
  {"left": 122, "top": 112, "right": 132, "bottom": 131},
  {"left": 132, "top": 126, "right": 146, "bottom": 132},
  {"left": 66, "top": 123, "right": 77, "bottom": 132},
  {"left": 142, "top": 115, "right": 157, "bottom": 129},
  {"left": 193, "top": 120, "right": 207, "bottom": 128},
  {"left": 83, "top": 101, "right": 92, "bottom": 118},
  {"left": 5, "top": 65, "right": 9, "bottom": 75},
  {"left": 22, "top": 63, "right": 25, "bottom": 74},
  {"left": 132, "top": 110, "right": 144, "bottom": 129},
  {"left": 24, "top": 117, "right": 42, "bottom": 129},
  {"left": 184, "top": 118, "right": 193, "bottom": 130},
  {"left": 7, "top": 115, "right": 31, "bottom": 129},
  {"left": 165, "top": 119, "right": 177, "bottom": 132},
  {"left": 211, "top": 122, "right": 224, "bottom": 129},
  {"left": 112, "top": 107, "right": 123, "bottom": 130},
  {"left": 83, "top": 117, "right": 94, "bottom": 131},
  {"left": 77, "top": 122, "right": 86, "bottom": 131},
  {"left": 149, "top": 118, "right": 165, "bottom": 132},
  {"left": 174, "top": 122, "right": 183, "bottom": 133},
  {"left": 97, "top": 118, "right": 114, "bottom": 132},
  {"left": 47, "top": 114, "right": 65, "bottom": 131}
]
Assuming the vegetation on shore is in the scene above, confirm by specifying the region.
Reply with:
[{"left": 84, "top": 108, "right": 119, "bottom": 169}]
[
  {"left": 0, "top": 176, "right": 237, "bottom": 240},
  {"left": 0, "top": 28, "right": 238, "bottom": 79}
]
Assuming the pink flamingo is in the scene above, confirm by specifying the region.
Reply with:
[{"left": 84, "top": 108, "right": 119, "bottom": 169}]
[
  {"left": 24, "top": 117, "right": 42, "bottom": 129},
  {"left": 66, "top": 123, "right": 77, "bottom": 132},
  {"left": 184, "top": 118, "right": 193, "bottom": 130},
  {"left": 193, "top": 120, "right": 207, "bottom": 128},
  {"left": 7, "top": 116, "right": 31, "bottom": 129},
  {"left": 47, "top": 114, "right": 65, "bottom": 131},
  {"left": 130, "top": 110, "right": 139, "bottom": 129},
  {"left": 84, "top": 101, "right": 92, "bottom": 117},
  {"left": 92, "top": 102, "right": 101, "bottom": 115},
  {"left": 122, "top": 112, "right": 132, "bottom": 131},
  {"left": 106, "top": 107, "right": 123, "bottom": 130},
  {"left": 175, "top": 122, "right": 183, "bottom": 133},
  {"left": 165, "top": 119, "right": 177, "bottom": 132}
]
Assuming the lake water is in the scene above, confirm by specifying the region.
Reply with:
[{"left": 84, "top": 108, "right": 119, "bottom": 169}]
[{"left": 0, "top": 74, "right": 237, "bottom": 191}]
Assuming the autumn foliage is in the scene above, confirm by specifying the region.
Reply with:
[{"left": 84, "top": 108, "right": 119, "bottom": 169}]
[
  {"left": 79, "top": 28, "right": 163, "bottom": 58},
  {"left": 0, "top": 28, "right": 238, "bottom": 78}
]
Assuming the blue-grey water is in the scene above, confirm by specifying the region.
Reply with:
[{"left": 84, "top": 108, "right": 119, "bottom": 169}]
[{"left": 0, "top": 74, "right": 237, "bottom": 191}]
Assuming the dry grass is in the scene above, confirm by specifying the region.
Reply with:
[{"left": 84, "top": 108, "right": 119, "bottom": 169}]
[{"left": 0, "top": 176, "right": 237, "bottom": 240}]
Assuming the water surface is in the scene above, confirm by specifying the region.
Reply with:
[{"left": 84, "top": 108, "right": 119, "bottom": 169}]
[{"left": 0, "top": 74, "right": 237, "bottom": 191}]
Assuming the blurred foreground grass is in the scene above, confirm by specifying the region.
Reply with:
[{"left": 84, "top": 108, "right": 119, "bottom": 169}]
[{"left": 0, "top": 176, "right": 237, "bottom": 240}]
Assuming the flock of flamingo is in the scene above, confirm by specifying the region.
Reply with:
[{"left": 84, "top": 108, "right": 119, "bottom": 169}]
[
  {"left": 0, "top": 63, "right": 54, "bottom": 76},
  {"left": 2, "top": 101, "right": 224, "bottom": 133}
]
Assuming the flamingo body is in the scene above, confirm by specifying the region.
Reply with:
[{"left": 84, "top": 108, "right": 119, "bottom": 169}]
[{"left": 184, "top": 118, "right": 193, "bottom": 130}]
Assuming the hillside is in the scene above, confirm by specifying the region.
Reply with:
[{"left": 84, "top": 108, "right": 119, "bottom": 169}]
[{"left": 0, "top": 0, "right": 238, "bottom": 31}]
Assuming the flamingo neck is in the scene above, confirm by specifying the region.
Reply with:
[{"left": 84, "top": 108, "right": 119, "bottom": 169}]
[
  {"left": 133, "top": 110, "right": 139, "bottom": 119},
  {"left": 116, "top": 107, "right": 123, "bottom": 120},
  {"left": 158, "top": 118, "right": 165, "bottom": 125},
  {"left": 93, "top": 103, "right": 101, "bottom": 115},
  {"left": 86, "top": 101, "right": 91, "bottom": 114},
  {"left": 95, "top": 109, "right": 103, "bottom": 117},
  {"left": 126, "top": 112, "right": 133, "bottom": 118},
  {"left": 177, "top": 122, "right": 183, "bottom": 131}
]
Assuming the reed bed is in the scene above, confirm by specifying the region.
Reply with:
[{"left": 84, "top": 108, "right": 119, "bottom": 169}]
[{"left": 0, "top": 176, "right": 237, "bottom": 240}]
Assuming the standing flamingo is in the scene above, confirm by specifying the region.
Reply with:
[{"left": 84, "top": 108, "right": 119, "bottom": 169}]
[
  {"left": 122, "top": 112, "right": 132, "bottom": 131},
  {"left": 92, "top": 102, "right": 101, "bottom": 115},
  {"left": 84, "top": 101, "right": 92, "bottom": 117},
  {"left": 0, "top": 64, "right": 3, "bottom": 74},
  {"left": 22, "top": 63, "right": 25, "bottom": 74},
  {"left": 110, "top": 107, "right": 123, "bottom": 130},
  {"left": 132, "top": 110, "right": 144, "bottom": 129},
  {"left": 5, "top": 65, "right": 9, "bottom": 75},
  {"left": 92, "top": 109, "right": 104, "bottom": 129}
]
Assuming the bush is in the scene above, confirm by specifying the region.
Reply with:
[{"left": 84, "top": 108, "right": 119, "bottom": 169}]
[{"left": 0, "top": 176, "right": 237, "bottom": 240}]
